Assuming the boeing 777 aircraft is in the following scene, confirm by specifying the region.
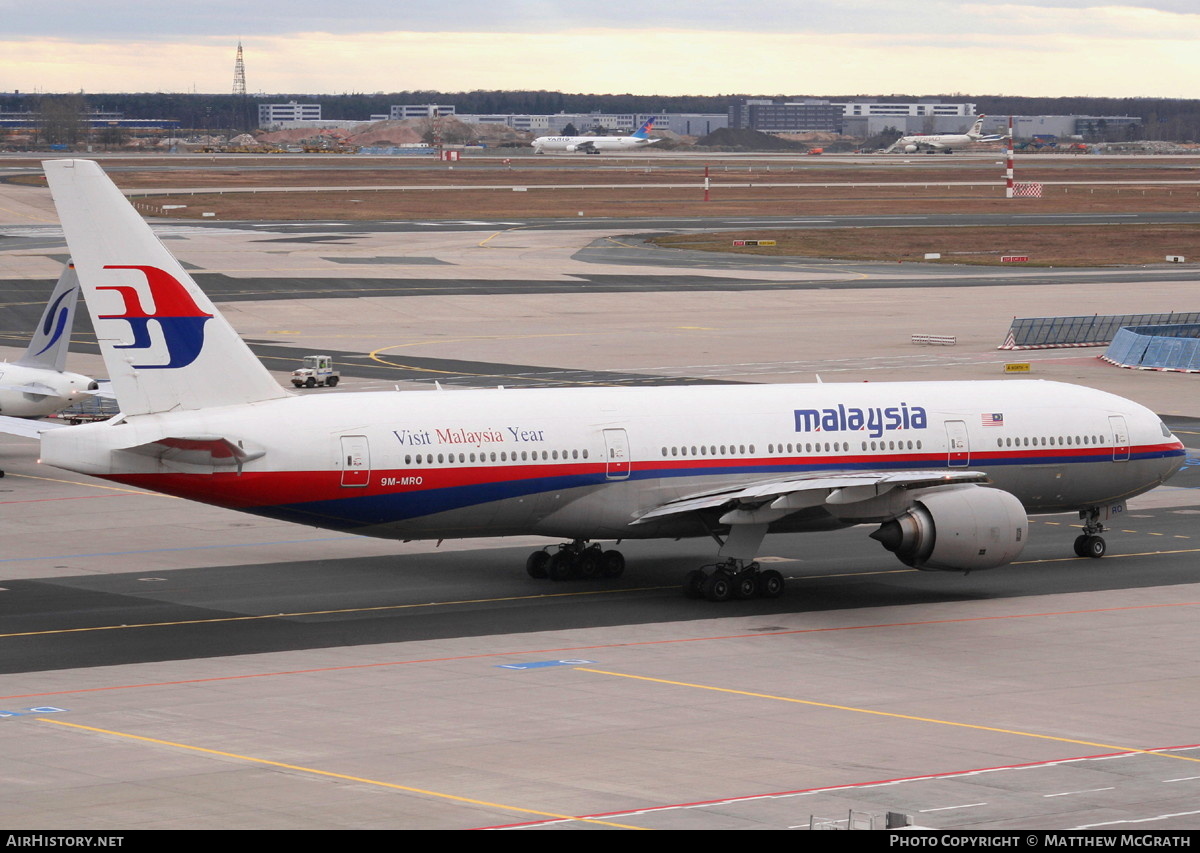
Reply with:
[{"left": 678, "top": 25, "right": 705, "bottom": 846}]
[
  {"left": 885, "top": 115, "right": 1004, "bottom": 153},
  {"left": 532, "top": 118, "right": 660, "bottom": 154},
  {"left": 4, "top": 160, "right": 1184, "bottom": 602},
  {"left": 0, "top": 263, "right": 98, "bottom": 418}
]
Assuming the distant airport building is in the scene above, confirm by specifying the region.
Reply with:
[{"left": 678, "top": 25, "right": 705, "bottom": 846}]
[
  {"left": 258, "top": 102, "right": 321, "bottom": 128},
  {"left": 0, "top": 109, "right": 179, "bottom": 131},
  {"left": 980, "top": 114, "right": 1141, "bottom": 139},
  {"left": 389, "top": 105, "right": 456, "bottom": 120},
  {"left": 842, "top": 114, "right": 984, "bottom": 138},
  {"left": 652, "top": 114, "right": 729, "bottom": 135},
  {"left": 835, "top": 100, "right": 976, "bottom": 118},
  {"left": 727, "top": 98, "right": 843, "bottom": 133}
]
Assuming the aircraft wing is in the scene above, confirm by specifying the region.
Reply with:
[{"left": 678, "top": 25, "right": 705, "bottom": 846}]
[
  {"left": 0, "top": 414, "right": 69, "bottom": 438},
  {"left": 633, "top": 469, "right": 989, "bottom": 525}
]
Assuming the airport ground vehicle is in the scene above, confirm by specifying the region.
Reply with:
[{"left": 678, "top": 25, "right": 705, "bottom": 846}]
[{"left": 291, "top": 355, "right": 340, "bottom": 388}]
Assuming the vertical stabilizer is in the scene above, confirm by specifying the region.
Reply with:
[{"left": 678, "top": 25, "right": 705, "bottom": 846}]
[
  {"left": 632, "top": 117, "right": 656, "bottom": 139},
  {"left": 42, "top": 159, "right": 289, "bottom": 416},
  {"left": 16, "top": 263, "right": 80, "bottom": 372}
]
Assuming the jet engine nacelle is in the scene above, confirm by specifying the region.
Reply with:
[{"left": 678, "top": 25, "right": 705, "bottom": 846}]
[
  {"left": 869, "top": 486, "right": 1027, "bottom": 572},
  {"left": 565, "top": 144, "right": 580, "bottom": 152},
  {"left": 904, "top": 144, "right": 919, "bottom": 153}
]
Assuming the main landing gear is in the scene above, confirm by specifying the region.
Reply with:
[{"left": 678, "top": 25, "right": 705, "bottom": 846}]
[
  {"left": 1073, "top": 507, "right": 1108, "bottom": 558},
  {"left": 526, "top": 540, "right": 626, "bottom": 581},
  {"left": 682, "top": 560, "right": 785, "bottom": 602}
]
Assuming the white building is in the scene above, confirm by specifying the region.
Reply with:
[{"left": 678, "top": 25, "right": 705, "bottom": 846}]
[
  {"left": 258, "top": 101, "right": 321, "bottom": 128},
  {"left": 835, "top": 100, "right": 976, "bottom": 117},
  {"left": 389, "top": 105, "right": 456, "bottom": 120}
]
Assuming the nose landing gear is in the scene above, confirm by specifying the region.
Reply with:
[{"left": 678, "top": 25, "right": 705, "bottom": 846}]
[{"left": 1073, "top": 507, "right": 1108, "bottom": 558}]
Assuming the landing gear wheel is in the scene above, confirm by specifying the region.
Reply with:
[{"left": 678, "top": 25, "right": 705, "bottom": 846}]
[
  {"left": 1084, "top": 535, "right": 1106, "bottom": 558},
  {"left": 1073, "top": 535, "right": 1090, "bottom": 558},
  {"left": 548, "top": 551, "right": 578, "bottom": 581},
  {"left": 758, "top": 569, "right": 785, "bottom": 599},
  {"left": 599, "top": 550, "right": 625, "bottom": 578},
  {"left": 702, "top": 573, "right": 733, "bottom": 603},
  {"left": 526, "top": 550, "right": 550, "bottom": 579},
  {"left": 577, "top": 550, "right": 601, "bottom": 579},
  {"left": 732, "top": 574, "right": 758, "bottom": 600},
  {"left": 683, "top": 569, "right": 706, "bottom": 599}
]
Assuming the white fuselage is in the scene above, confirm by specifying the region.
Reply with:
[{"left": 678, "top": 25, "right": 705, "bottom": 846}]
[
  {"left": 532, "top": 135, "right": 660, "bottom": 154},
  {"left": 39, "top": 380, "right": 1184, "bottom": 542},
  {"left": 898, "top": 132, "right": 977, "bottom": 152},
  {"left": 0, "top": 363, "right": 96, "bottom": 418}
]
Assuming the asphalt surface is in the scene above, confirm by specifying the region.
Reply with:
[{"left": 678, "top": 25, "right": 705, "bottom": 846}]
[{"left": 4, "top": 169, "right": 1200, "bottom": 829}]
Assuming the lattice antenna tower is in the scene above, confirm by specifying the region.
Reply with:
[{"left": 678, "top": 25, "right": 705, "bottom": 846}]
[{"left": 232, "top": 41, "right": 247, "bottom": 96}]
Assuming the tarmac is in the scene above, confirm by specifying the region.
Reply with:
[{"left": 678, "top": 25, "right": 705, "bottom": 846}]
[{"left": 3, "top": 164, "right": 1200, "bottom": 830}]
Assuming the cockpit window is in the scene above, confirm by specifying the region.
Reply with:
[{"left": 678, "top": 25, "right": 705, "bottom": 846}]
[{"left": 1161, "top": 422, "right": 1173, "bottom": 438}]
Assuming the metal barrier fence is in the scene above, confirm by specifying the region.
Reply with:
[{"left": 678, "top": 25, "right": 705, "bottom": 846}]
[
  {"left": 999, "top": 312, "right": 1200, "bottom": 349},
  {"left": 1103, "top": 324, "right": 1200, "bottom": 372}
]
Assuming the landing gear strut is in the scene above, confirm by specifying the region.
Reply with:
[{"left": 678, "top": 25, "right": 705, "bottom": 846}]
[
  {"left": 683, "top": 560, "right": 785, "bottom": 602},
  {"left": 526, "top": 541, "right": 625, "bottom": 581},
  {"left": 1073, "top": 507, "right": 1108, "bottom": 558}
]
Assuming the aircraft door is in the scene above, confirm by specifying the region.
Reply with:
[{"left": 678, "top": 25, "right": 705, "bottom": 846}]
[
  {"left": 945, "top": 420, "right": 969, "bottom": 467},
  {"left": 340, "top": 435, "right": 371, "bottom": 487},
  {"left": 1109, "top": 415, "right": 1130, "bottom": 462},
  {"left": 603, "top": 428, "right": 631, "bottom": 480}
]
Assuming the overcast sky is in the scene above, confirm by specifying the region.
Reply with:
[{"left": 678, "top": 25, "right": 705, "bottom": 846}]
[{"left": 2, "top": 1, "right": 1197, "bottom": 98}]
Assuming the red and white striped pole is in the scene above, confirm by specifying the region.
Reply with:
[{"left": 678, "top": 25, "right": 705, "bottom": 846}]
[
  {"left": 1005, "top": 115, "right": 1015, "bottom": 199},
  {"left": 704, "top": 164, "right": 711, "bottom": 202}
]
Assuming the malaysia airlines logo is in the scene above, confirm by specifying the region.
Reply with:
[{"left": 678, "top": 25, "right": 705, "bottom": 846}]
[
  {"left": 33, "top": 285, "right": 77, "bottom": 357},
  {"left": 98, "top": 265, "right": 213, "bottom": 369}
]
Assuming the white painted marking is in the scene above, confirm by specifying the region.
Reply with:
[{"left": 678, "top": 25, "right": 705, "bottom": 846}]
[
  {"left": 1044, "top": 787, "right": 1115, "bottom": 797},
  {"left": 918, "top": 803, "right": 988, "bottom": 812},
  {"left": 1076, "top": 809, "right": 1200, "bottom": 829}
]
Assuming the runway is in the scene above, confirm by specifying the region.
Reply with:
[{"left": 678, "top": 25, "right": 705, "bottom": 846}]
[{"left": 3, "top": 173, "right": 1200, "bottom": 829}]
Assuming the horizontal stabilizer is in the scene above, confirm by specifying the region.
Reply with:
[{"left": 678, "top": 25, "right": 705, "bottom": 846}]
[
  {"left": 119, "top": 435, "right": 266, "bottom": 470},
  {"left": 0, "top": 414, "right": 69, "bottom": 438},
  {"left": 0, "top": 382, "right": 59, "bottom": 399}
]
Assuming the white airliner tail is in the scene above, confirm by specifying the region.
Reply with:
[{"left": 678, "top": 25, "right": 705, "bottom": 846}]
[
  {"left": 16, "top": 263, "right": 81, "bottom": 373},
  {"left": 42, "top": 159, "right": 289, "bottom": 416}
]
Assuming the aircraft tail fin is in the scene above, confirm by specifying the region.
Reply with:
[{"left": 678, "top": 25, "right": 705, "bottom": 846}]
[
  {"left": 632, "top": 117, "right": 656, "bottom": 139},
  {"left": 16, "top": 262, "right": 81, "bottom": 373},
  {"left": 42, "top": 159, "right": 289, "bottom": 417},
  {"left": 968, "top": 115, "right": 986, "bottom": 138}
]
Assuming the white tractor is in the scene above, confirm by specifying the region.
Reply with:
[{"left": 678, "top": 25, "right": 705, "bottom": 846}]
[{"left": 291, "top": 355, "right": 341, "bottom": 388}]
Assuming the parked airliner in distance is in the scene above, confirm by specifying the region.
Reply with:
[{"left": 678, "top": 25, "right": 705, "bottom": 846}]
[
  {"left": 0, "top": 263, "right": 98, "bottom": 418},
  {"left": 532, "top": 118, "right": 660, "bottom": 154},
  {"left": 885, "top": 115, "right": 1005, "bottom": 153},
  {"left": 5, "top": 160, "right": 1185, "bottom": 602}
]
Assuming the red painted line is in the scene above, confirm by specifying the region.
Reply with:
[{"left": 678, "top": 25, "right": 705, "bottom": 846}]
[
  {"left": 476, "top": 743, "right": 1200, "bottom": 829},
  {"left": 5, "top": 599, "right": 1199, "bottom": 702}
]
